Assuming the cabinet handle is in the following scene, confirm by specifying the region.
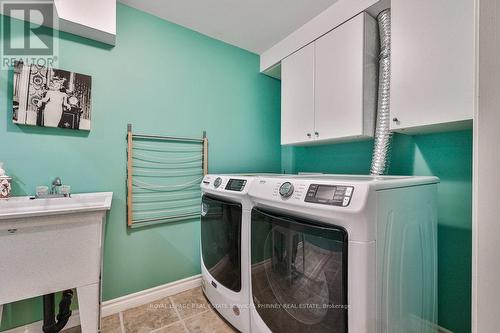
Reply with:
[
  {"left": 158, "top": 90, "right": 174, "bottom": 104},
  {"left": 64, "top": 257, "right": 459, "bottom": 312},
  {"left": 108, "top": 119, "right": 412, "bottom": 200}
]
[
  {"left": 314, "top": 132, "right": 319, "bottom": 137},
  {"left": 307, "top": 133, "right": 311, "bottom": 138}
]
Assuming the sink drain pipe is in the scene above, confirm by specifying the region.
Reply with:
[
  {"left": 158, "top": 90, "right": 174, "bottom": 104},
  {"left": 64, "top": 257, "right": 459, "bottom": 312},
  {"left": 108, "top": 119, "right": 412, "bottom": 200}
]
[
  {"left": 42, "top": 290, "right": 74, "bottom": 333},
  {"left": 370, "top": 9, "right": 393, "bottom": 176}
]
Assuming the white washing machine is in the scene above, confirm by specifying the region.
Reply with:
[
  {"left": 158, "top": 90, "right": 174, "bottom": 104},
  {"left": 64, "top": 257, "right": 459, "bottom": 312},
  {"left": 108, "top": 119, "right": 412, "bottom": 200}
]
[
  {"left": 200, "top": 174, "right": 263, "bottom": 332},
  {"left": 247, "top": 174, "right": 439, "bottom": 333}
]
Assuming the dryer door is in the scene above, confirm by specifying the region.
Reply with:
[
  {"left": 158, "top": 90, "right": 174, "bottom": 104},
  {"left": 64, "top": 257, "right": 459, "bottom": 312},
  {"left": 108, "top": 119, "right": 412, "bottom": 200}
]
[
  {"left": 251, "top": 208, "right": 348, "bottom": 333},
  {"left": 201, "top": 195, "right": 242, "bottom": 292}
]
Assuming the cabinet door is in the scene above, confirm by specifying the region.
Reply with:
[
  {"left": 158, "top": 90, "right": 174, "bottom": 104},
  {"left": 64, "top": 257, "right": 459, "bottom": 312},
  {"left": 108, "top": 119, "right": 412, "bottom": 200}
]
[
  {"left": 281, "top": 43, "right": 315, "bottom": 145},
  {"left": 315, "top": 13, "right": 376, "bottom": 142},
  {"left": 391, "top": 0, "right": 475, "bottom": 132}
]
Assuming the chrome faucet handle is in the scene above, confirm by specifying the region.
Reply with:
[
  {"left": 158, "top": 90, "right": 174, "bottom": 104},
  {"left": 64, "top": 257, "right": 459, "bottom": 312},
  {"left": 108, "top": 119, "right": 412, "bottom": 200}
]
[
  {"left": 51, "top": 177, "right": 62, "bottom": 194},
  {"left": 52, "top": 177, "right": 62, "bottom": 186}
]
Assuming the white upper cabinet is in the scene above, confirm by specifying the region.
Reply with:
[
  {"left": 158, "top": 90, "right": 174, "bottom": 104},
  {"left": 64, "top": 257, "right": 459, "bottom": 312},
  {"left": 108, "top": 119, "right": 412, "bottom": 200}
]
[
  {"left": 315, "top": 13, "right": 378, "bottom": 142},
  {"left": 390, "top": 0, "right": 475, "bottom": 132},
  {"left": 281, "top": 43, "right": 315, "bottom": 145},
  {"left": 281, "top": 13, "right": 378, "bottom": 146}
]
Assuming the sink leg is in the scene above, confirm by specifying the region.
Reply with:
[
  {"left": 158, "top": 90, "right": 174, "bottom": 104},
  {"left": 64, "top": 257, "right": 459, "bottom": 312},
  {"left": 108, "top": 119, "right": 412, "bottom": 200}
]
[{"left": 77, "top": 283, "right": 100, "bottom": 333}]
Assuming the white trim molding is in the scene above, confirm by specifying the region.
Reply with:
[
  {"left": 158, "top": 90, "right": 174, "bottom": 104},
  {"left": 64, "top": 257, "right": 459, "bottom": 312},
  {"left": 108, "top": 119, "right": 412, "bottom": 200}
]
[
  {"left": 473, "top": 0, "right": 500, "bottom": 331},
  {"left": 3, "top": 275, "right": 201, "bottom": 333},
  {"left": 406, "top": 314, "right": 454, "bottom": 333},
  {"left": 101, "top": 275, "right": 201, "bottom": 317},
  {"left": 259, "top": 0, "right": 378, "bottom": 72}
]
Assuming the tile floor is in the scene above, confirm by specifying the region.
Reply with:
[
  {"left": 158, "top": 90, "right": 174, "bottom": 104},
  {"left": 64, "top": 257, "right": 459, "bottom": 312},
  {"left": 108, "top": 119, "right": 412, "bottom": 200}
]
[{"left": 62, "top": 287, "right": 238, "bottom": 333}]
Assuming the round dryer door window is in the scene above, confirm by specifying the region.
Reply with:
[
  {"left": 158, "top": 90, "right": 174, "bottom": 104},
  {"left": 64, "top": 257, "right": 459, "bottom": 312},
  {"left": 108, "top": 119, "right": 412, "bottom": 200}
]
[{"left": 250, "top": 208, "right": 348, "bottom": 333}]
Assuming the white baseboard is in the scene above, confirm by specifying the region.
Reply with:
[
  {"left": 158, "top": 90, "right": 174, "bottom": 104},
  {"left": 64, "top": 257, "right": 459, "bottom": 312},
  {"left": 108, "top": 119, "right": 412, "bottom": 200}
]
[
  {"left": 101, "top": 274, "right": 201, "bottom": 317},
  {"left": 3, "top": 274, "right": 202, "bottom": 333},
  {"left": 406, "top": 314, "right": 454, "bottom": 333}
]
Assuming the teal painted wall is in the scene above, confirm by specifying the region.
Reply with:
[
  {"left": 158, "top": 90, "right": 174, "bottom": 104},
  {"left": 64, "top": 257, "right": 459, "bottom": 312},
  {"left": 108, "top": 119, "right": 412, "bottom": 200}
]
[
  {"left": 0, "top": 3, "right": 472, "bottom": 332},
  {"left": 0, "top": 4, "right": 281, "bottom": 331},
  {"left": 287, "top": 131, "right": 473, "bottom": 333}
]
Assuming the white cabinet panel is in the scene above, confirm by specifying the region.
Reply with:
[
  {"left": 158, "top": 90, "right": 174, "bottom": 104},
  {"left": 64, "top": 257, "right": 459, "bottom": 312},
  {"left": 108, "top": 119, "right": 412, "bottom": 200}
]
[
  {"left": 391, "top": 0, "right": 475, "bottom": 132},
  {"left": 0, "top": 0, "right": 116, "bottom": 45},
  {"left": 54, "top": 0, "right": 116, "bottom": 45},
  {"left": 315, "top": 13, "right": 377, "bottom": 142},
  {"left": 281, "top": 43, "right": 315, "bottom": 145},
  {"left": 281, "top": 12, "right": 377, "bottom": 146}
]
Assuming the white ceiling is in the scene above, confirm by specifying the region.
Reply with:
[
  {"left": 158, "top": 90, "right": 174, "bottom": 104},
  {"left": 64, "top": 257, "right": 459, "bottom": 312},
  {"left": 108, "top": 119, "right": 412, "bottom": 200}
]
[{"left": 118, "top": 0, "right": 339, "bottom": 54}]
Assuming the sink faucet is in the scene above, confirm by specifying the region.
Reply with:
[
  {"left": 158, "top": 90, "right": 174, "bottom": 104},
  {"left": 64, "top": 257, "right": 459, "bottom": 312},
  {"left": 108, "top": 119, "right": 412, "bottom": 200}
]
[
  {"left": 34, "top": 177, "right": 68, "bottom": 199},
  {"left": 51, "top": 177, "right": 62, "bottom": 194}
]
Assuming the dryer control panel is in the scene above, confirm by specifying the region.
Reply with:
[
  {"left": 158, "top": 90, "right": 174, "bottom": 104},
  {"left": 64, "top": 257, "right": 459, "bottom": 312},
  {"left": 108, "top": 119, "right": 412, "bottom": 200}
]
[
  {"left": 305, "top": 184, "right": 354, "bottom": 207},
  {"left": 249, "top": 176, "right": 375, "bottom": 215}
]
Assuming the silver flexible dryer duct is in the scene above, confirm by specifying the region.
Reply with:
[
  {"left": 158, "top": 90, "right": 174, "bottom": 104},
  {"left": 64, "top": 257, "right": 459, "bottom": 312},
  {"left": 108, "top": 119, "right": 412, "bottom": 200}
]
[{"left": 370, "top": 9, "right": 392, "bottom": 176}]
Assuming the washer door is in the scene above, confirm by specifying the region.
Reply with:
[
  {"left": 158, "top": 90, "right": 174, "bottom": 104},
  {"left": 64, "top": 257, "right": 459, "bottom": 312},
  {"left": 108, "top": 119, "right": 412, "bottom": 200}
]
[
  {"left": 251, "top": 208, "right": 348, "bottom": 333},
  {"left": 201, "top": 195, "right": 242, "bottom": 292}
]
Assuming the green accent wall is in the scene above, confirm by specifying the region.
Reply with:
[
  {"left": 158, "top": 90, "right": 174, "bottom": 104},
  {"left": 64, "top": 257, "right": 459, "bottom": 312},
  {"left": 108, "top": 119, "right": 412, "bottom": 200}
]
[
  {"left": 287, "top": 130, "right": 472, "bottom": 333},
  {"left": 0, "top": 4, "right": 281, "bottom": 331}
]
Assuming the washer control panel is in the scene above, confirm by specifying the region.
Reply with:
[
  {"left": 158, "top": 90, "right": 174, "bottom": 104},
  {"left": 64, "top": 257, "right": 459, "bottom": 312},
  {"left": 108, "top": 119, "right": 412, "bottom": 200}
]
[
  {"left": 202, "top": 175, "right": 251, "bottom": 194},
  {"left": 305, "top": 184, "right": 354, "bottom": 207},
  {"left": 213, "top": 177, "right": 223, "bottom": 188},
  {"left": 225, "top": 179, "right": 247, "bottom": 192}
]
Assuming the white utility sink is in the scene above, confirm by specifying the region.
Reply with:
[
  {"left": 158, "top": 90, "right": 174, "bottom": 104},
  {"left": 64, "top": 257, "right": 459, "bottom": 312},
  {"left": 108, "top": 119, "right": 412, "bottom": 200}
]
[
  {"left": 0, "top": 192, "right": 113, "bottom": 332},
  {"left": 0, "top": 192, "right": 113, "bottom": 220}
]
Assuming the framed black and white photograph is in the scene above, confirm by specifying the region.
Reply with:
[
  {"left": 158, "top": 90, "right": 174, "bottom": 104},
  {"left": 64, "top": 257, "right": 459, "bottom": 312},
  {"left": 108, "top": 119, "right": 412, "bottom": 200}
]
[{"left": 12, "top": 61, "right": 92, "bottom": 131}]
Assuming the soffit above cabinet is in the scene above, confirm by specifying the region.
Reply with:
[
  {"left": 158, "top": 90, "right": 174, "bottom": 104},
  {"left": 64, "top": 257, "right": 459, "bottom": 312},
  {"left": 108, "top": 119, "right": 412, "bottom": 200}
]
[
  {"left": 260, "top": 0, "right": 390, "bottom": 76},
  {"left": 118, "top": 0, "right": 338, "bottom": 54},
  {"left": 0, "top": 0, "right": 116, "bottom": 45},
  {"left": 54, "top": 0, "right": 116, "bottom": 45}
]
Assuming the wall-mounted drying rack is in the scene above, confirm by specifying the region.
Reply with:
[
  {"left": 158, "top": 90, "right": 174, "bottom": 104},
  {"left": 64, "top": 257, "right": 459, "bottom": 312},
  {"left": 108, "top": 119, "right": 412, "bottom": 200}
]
[{"left": 126, "top": 124, "right": 208, "bottom": 228}]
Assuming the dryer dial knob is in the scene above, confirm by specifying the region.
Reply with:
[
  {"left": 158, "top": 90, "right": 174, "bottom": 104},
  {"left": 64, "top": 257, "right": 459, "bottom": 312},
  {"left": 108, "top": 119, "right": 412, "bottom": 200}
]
[
  {"left": 279, "top": 182, "right": 294, "bottom": 198},
  {"left": 214, "top": 177, "right": 222, "bottom": 189}
]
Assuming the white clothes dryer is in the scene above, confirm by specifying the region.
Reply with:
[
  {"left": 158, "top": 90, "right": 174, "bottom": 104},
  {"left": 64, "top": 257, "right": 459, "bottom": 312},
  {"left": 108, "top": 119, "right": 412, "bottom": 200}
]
[{"left": 247, "top": 175, "right": 439, "bottom": 333}]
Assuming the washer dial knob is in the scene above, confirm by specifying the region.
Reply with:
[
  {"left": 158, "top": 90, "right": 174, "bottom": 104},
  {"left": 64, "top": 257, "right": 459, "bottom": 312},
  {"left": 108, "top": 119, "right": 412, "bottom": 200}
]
[
  {"left": 214, "top": 177, "right": 222, "bottom": 189},
  {"left": 279, "top": 182, "right": 294, "bottom": 198}
]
